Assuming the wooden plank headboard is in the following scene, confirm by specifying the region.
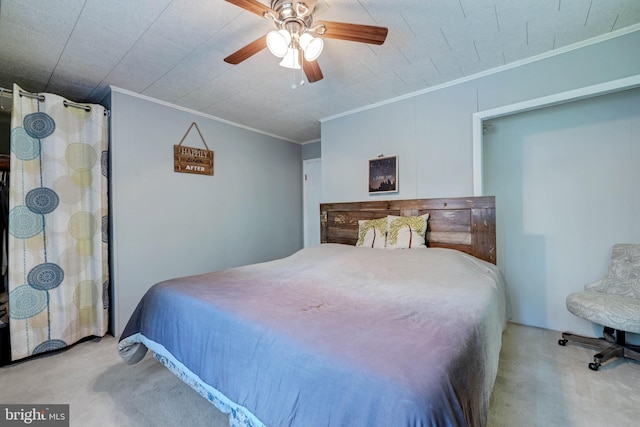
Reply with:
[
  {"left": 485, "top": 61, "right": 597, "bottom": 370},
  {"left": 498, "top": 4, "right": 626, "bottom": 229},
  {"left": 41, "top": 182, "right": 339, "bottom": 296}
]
[{"left": 320, "top": 196, "right": 496, "bottom": 264}]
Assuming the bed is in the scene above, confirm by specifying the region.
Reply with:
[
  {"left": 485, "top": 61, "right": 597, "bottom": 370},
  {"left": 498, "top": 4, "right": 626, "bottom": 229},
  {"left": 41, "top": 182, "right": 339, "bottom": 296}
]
[{"left": 119, "top": 196, "right": 508, "bottom": 427}]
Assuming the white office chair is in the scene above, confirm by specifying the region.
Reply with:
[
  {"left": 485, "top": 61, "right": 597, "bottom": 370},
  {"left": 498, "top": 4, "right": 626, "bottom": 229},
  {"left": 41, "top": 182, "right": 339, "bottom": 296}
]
[{"left": 558, "top": 243, "right": 640, "bottom": 370}]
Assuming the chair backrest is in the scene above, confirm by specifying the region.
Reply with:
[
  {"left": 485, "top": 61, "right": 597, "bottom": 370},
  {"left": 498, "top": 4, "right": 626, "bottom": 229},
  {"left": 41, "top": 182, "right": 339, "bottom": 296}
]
[{"left": 589, "top": 244, "right": 640, "bottom": 299}]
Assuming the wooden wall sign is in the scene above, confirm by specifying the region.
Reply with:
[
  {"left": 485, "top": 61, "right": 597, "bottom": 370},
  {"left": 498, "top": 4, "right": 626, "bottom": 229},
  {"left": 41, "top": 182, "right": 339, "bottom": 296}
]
[{"left": 174, "top": 122, "right": 214, "bottom": 175}]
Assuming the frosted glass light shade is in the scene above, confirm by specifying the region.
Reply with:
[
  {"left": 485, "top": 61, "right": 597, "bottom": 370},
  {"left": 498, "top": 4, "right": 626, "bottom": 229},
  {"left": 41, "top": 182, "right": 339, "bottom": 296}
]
[
  {"left": 279, "top": 48, "right": 301, "bottom": 69},
  {"left": 299, "top": 32, "right": 323, "bottom": 61},
  {"left": 266, "top": 29, "right": 291, "bottom": 58}
]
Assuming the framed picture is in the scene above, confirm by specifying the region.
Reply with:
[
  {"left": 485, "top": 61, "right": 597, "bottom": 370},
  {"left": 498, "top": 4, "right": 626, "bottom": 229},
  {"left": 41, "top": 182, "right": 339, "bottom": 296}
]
[{"left": 368, "top": 155, "right": 398, "bottom": 194}]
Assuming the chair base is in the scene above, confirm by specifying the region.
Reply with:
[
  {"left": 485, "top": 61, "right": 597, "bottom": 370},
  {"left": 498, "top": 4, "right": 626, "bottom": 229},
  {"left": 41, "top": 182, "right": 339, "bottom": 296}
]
[{"left": 558, "top": 327, "right": 640, "bottom": 371}]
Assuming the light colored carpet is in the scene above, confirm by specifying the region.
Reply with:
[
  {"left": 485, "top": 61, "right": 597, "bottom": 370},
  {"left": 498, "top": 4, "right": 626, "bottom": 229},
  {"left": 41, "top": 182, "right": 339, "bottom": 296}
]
[
  {"left": 488, "top": 323, "right": 639, "bottom": 427},
  {"left": 0, "top": 322, "right": 638, "bottom": 426}
]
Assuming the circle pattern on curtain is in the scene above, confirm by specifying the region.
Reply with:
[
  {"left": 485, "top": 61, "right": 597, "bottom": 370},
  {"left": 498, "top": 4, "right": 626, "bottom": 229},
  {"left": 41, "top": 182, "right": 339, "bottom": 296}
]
[
  {"left": 9, "top": 205, "right": 44, "bottom": 238},
  {"left": 33, "top": 339, "right": 68, "bottom": 355},
  {"left": 10, "top": 127, "right": 40, "bottom": 160},
  {"left": 103, "top": 280, "right": 110, "bottom": 309},
  {"left": 101, "top": 151, "right": 109, "bottom": 177},
  {"left": 23, "top": 112, "right": 56, "bottom": 139},
  {"left": 8, "top": 285, "right": 47, "bottom": 319},
  {"left": 27, "top": 262, "right": 65, "bottom": 291},
  {"left": 25, "top": 187, "right": 60, "bottom": 214}
]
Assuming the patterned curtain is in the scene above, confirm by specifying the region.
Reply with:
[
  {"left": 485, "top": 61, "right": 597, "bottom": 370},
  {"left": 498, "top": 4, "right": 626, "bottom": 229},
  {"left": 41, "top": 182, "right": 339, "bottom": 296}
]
[{"left": 8, "top": 84, "right": 109, "bottom": 361}]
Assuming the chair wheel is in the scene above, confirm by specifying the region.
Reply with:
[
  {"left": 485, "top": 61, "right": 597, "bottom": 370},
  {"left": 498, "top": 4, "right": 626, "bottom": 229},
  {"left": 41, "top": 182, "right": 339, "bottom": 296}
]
[
  {"left": 558, "top": 339, "right": 567, "bottom": 346},
  {"left": 588, "top": 362, "right": 600, "bottom": 371}
]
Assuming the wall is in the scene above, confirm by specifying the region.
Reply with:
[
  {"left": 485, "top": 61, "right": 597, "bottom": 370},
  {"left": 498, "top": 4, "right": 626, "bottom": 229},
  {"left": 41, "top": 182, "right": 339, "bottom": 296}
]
[
  {"left": 320, "top": 29, "right": 640, "bottom": 334},
  {"left": 321, "top": 29, "right": 640, "bottom": 203},
  {"left": 302, "top": 140, "right": 321, "bottom": 160},
  {"left": 110, "top": 88, "right": 303, "bottom": 335}
]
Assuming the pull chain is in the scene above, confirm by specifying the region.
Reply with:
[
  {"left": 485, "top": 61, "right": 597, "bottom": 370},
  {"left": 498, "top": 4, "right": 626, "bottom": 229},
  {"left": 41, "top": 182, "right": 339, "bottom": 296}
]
[
  {"left": 291, "top": 65, "right": 297, "bottom": 89},
  {"left": 291, "top": 63, "right": 305, "bottom": 90}
]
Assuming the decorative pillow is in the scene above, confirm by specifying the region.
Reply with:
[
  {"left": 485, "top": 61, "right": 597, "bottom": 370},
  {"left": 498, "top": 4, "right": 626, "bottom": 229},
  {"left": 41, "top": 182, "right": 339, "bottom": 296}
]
[
  {"left": 385, "top": 214, "right": 429, "bottom": 249},
  {"left": 356, "top": 218, "right": 387, "bottom": 249}
]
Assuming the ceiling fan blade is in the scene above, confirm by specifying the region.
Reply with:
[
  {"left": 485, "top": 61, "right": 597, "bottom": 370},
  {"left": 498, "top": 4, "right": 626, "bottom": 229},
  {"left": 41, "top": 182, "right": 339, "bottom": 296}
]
[
  {"left": 224, "top": 36, "right": 268, "bottom": 64},
  {"left": 314, "top": 21, "right": 388, "bottom": 45},
  {"left": 225, "top": 0, "right": 276, "bottom": 18},
  {"left": 302, "top": 57, "right": 323, "bottom": 83}
]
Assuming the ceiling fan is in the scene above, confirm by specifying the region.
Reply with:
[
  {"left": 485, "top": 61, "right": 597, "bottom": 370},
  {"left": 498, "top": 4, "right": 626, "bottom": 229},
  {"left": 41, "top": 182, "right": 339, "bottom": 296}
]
[{"left": 223, "top": 0, "right": 388, "bottom": 83}]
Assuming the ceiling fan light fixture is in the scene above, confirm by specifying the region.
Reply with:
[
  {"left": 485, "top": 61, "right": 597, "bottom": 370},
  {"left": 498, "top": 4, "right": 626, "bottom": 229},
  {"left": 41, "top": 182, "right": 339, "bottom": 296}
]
[
  {"left": 266, "top": 29, "right": 291, "bottom": 57},
  {"left": 299, "top": 32, "right": 323, "bottom": 61},
  {"left": 279, "top": 48, "right": 301, "bottom": 69},
  {"left": 224, "top": 0, "right": 389, "bottom": 84}
]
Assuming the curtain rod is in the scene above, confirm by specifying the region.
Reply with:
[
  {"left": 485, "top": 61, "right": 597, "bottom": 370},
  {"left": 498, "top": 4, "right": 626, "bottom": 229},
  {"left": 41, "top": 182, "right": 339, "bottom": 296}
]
[
  {"left": 0, "top": 86, "right": 110, "bottom": 116},
  {"left": 0, "top": 87, "right": 44, "bottom": 101}
]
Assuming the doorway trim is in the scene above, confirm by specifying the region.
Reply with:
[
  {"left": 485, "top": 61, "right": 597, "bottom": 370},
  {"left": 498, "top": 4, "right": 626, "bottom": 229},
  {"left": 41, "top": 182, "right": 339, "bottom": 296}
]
[
  {"left": 472, "top": 74, "right": 640, "bottom": 195},
  {"left": 303, "top": 158, "right": 322, "bottom": 247}
]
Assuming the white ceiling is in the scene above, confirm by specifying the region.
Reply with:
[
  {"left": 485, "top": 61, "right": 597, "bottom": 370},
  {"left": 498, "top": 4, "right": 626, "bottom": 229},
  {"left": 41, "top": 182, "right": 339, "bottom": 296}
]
[{"left": 0, "top": 0, "right": 638, "bottom": 143}]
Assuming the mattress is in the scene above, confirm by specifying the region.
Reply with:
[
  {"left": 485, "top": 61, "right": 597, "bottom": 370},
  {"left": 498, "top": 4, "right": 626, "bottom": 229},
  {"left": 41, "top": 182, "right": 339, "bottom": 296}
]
[{"left": 119, "top": 243, "right": 509, "bottom": 426}]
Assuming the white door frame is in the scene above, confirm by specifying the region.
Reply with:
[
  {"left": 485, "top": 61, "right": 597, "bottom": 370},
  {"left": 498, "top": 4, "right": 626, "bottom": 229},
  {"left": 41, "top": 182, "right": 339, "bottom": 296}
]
[{"left": 303, "top": 158, "right": 322, "bottom": 247}]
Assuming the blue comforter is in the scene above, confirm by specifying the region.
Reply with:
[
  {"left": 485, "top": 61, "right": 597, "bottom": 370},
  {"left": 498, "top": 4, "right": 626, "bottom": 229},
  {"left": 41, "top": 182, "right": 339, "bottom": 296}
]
[{"left": 119, "top": 244, "right": 508, "bottom": 426}]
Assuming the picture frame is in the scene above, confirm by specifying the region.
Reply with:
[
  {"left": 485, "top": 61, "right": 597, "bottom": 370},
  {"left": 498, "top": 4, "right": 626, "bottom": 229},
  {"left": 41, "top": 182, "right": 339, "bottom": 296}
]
[{"left": 368, "top": 155, "right": 398, "bottom": 194}]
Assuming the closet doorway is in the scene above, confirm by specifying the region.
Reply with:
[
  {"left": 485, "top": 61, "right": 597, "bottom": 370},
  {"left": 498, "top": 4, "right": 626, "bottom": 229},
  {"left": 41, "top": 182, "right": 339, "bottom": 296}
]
[
  {"left": 0, "top": 85, "right": 109, "bottom": 363},
  {"left": 482, "top": 87, "right": 640, "bottom": 337}
]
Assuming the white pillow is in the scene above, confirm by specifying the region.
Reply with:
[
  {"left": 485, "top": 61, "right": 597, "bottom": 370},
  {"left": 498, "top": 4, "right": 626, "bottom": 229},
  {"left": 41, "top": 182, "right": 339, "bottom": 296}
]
[
  {"left": 355, "top": 217, "right": 387, "bottom": 249},
  {"left": 385, "top": 213, "right": 429, "bottom": 249}
]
